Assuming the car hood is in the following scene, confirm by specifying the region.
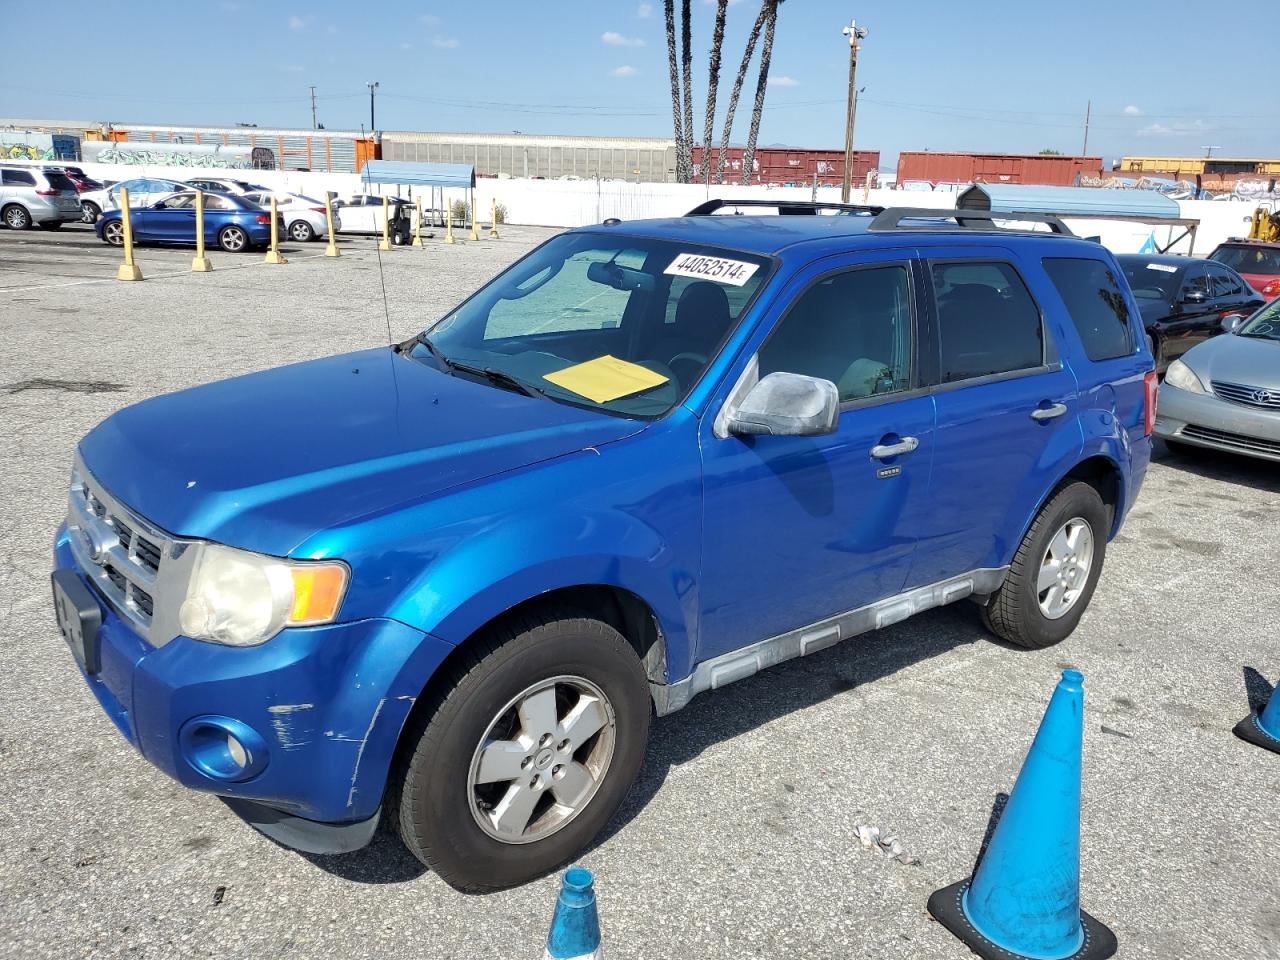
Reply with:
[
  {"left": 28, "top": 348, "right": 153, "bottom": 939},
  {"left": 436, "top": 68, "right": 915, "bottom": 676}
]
[
  {"left": 1182, "top": 332, "right": 1280, "bottom": 387},
  {"left": 78, "top": 347, "right": 644, "bottom": 556}
]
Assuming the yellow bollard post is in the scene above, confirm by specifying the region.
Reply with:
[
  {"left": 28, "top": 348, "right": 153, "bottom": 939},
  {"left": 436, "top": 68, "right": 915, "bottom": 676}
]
[
  {"left": 378, "top": 195, "right": 392, "bottom": 251},
  {"left": 115, "top": 187, "right": 143, "bottom": 282},
  {"left": 468, "top": 189, "right": 480, "bottom": 242},
  {"left": 324, "top": 193, "right": 340, "bottom": 257},
  {"left": 191, "top": 190, "right": 212, "bottom": 272},
  {"left": 264, "top": 195, "right": 288, "bottom": 264},
  {"left": 444, "top": 199, "right": 455, "bottom": 245},
  {"left": 412, "top": 195, "right": 424, "bottom": 247},
  {"left": 488, "top": 197, "right": 500, "bottom": 239}
]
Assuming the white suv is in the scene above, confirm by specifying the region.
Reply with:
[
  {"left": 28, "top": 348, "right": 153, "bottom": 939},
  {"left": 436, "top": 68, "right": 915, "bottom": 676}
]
[{"left": 0, "top": 165, "right": 83, "bottom": 230}]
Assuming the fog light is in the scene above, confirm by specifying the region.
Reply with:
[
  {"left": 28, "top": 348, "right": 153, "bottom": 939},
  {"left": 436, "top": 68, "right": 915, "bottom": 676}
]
[{"left": 178, "top": 716, "right": 269, "bottom": 782}]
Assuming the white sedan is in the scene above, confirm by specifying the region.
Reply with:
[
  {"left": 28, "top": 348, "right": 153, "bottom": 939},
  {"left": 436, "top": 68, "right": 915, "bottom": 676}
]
[
  {"left": 241, "top": 191, "right": 337, "bottom": 242},
  {"left": 79, "top": 177, "right": 193, "bottom": 223}
]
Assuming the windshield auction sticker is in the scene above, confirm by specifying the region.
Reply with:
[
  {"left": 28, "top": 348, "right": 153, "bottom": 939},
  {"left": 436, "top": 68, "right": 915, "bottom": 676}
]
[
  {"left": 664, "top": 253, "right": 760, "bottom": 287},
  {"left": 1146, "top": 263, "right": 1178, "bottom": 273}
]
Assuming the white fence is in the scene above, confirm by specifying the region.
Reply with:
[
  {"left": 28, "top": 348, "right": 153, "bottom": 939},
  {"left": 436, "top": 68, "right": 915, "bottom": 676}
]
[{"left": 62, "top": 158, "right": 1256, "bottom": 256}]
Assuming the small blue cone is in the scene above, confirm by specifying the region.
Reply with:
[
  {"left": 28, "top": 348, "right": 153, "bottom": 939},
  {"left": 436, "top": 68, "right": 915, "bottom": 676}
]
[
  {"left": 1233, "top": 678, "right": 1280, "bottom": 754},
  {"left": 545, "top": 867, "right": 603, "bottom": 959},
  {"left": 928, "top": 669, "right": 1117, "bottom": 960}
]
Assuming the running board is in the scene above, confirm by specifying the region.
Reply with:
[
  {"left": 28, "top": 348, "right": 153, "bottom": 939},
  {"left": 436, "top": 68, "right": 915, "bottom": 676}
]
[{"left": 650, "top": 567, "right": 1008, "bottom": 716}]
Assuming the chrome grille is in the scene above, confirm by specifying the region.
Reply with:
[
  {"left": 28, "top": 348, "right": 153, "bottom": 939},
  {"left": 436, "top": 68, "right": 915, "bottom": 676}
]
[
  {"left": 1212, "top": 380, "right": 1280, "bottom": 410},
  {"left": 66, "top": 459, "right": 197, "bottom": 647}
]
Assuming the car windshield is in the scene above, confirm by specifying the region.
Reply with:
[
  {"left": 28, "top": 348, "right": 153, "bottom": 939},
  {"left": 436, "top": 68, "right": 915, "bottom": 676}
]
[
  {"left": 407, "top": 232, "right": 772, "bottom": 418},
  {"left": 1238, "top": 298, "right": 1280, "bottom": 341},
  {"left": 1210, "top": 244, "right": 1280, "bottom": 275},
  {"left": 1118, "top": 259, "right": 1182, "bottom": 301}
]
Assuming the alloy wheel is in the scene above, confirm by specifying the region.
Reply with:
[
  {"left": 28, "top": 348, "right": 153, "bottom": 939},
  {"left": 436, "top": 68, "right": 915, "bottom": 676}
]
[{"left": 1037, "top": 517, "right": 1094, "bottom": 619}]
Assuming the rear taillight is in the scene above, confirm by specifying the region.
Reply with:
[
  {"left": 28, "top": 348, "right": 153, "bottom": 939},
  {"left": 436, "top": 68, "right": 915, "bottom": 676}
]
[
  {"left": 309, "top": 206, "right": 326, "bottom": 213},
  {"left": 35, "top": 189, "right": 58, "bottom": 196},
  {"left": 1143, "top": 370, "right": 1159, "bottom": 437},
  {"left": 1263, "top": 279, "right": 1280, "bottom": 298},
  {"left": 255, "top": 214, "right": 271, "bottom": 224}
]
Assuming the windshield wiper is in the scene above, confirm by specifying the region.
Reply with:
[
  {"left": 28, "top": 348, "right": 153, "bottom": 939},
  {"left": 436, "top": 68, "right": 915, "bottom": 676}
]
[
  {"left": 404, "top": 332, "right": 457, "bottom": 370},
  {"left": 449, "top": 360, "right": 548, "bottom": 399}
]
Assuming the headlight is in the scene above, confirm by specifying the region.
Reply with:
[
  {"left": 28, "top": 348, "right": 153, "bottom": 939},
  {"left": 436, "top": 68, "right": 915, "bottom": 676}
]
[
  {"left": 177, "top": 543, "right": 348, "bottom": 647},
  {"left": 1164, "top": 359, "right": 1206, "bottom": 395}
]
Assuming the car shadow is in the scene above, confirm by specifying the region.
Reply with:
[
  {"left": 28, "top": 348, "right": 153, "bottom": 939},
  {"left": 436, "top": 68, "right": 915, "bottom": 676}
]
[
  {"left": 1153, "top": 439, "right": 1280, "bottom": 494},
  {"left": 296, "top": 604, "right": 988, "bottom": 887}
]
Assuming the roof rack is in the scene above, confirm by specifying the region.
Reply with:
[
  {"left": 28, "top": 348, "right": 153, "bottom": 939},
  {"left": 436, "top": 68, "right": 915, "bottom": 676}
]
[
  {"left": 868, "top": 207, "right": 1074, "bottom": 236},
  {"left": 685, "top": 198, "right": 885, "bottom": 217}
]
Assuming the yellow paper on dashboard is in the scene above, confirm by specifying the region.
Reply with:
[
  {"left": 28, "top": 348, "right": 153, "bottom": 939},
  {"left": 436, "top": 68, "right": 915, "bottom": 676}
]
[{"left": 543, "top": 355, "right": 670, "bottom": 404}]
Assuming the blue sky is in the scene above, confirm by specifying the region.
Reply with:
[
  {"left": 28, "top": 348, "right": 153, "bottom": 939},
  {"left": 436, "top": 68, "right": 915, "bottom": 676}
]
[{"left": 2, "top": 0, "right": 1275, "bottom": 165}]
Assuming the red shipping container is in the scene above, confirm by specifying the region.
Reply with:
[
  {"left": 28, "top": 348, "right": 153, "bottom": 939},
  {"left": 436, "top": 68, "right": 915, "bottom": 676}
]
[
  {"left": 896, "top": 152, "right": 1102, "bottom": 188},
  {"left": 691, "top": 146, "right": 879, "bottom": 186}
]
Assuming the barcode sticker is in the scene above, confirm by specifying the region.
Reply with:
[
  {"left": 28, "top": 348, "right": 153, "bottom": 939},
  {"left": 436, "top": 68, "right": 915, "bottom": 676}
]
[
  {"left": 1147, "top": 263, "right": 1178, "bottom": 273},
  {"left": 664, "top": 253, "right": 760, "bottom": 287}
]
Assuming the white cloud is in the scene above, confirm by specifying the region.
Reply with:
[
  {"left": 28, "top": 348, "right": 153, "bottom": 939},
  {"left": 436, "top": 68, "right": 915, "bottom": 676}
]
[
  {"left": 602, "top": 31, "right": 645, "bottom": 47},
  {"left": 637, "top": 2, "right": 653, "bottom": 16},
  {"left": 613, "top": 65, "right": 638, "bottom": 77},
  {"left": 419, "top": 14, "right": 440, "bottom": 26},
  {"left": 769, "top": 75, "right": 799, "bottom": 87},
  {"left": 1137, "top": 118, "right": 1207, "bottom": 137},
  {"left": 431, "top": 36, "right": 460, "bottom": 48},
  {"left": 288, "top": 14, "right": 307, "bottom": 30},
  {"left": 1123, "top": 105, "right": 1141, "bottom": 116}
]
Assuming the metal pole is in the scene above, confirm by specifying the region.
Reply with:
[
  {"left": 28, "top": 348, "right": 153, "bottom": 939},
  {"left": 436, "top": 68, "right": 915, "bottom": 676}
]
[
  {"left": 840, "top": 20, "right": 867, "bottom": 204},
  {"left": 367, "top": 81, "right": 379, "bottom": 131},
  {"left": 412, "top": 195, "right": 423, "bottom": 247},
  {"left": 1081, "top": 100, "right": 1091, "bottom": 156},
  {"left": 191, "top": 190, "right": 212, "bottom": 272},
  {"left": 469, "top": 187, "right": 480, "bottom": 241},
  {"left": 310, "top": 86, "right": 317, "bottom": 130}
]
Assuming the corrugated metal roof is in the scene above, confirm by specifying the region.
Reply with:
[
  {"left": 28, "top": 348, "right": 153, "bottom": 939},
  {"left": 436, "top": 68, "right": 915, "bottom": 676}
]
[
  {"left": 117, "top": 123, "right": 368, "bottom": 140},
  {"left": 958, "top": 184, "right": 1183, "bottom": 220},
  {"left": 360, "top": 160, "right": 475, "bottom": 189}
]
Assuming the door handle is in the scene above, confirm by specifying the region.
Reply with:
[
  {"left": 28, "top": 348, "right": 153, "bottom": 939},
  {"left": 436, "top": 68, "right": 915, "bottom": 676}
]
[
  {"left": 870, "top": 436, "right": 919, "bottom": 460},
  {"left": 1030, "top": 402, "right": 1068, "bottom": 421}
]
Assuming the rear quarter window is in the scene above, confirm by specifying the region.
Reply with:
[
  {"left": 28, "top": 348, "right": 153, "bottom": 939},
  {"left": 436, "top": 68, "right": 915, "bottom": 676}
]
[
  {"left": 1041, "top": 257, "right": 1135, "bottom": 362},
  {"left": 2, "top": 168, "right": 36, "bottom": 186}
]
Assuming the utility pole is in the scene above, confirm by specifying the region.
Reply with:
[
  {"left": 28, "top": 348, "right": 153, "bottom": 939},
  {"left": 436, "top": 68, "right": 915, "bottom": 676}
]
[
  {"left": 367, "top": 81, "right": 380, "bottom": 132},
  {"left": 840, "top": 19, "right": 868, "bottom": 204},
  {"left": 1081, "top": 100, "right": 1091, "bottom": 156},
  {"left": 1201, "top": 145, "right": 1220, "bottom": 158},
  {"left": 309, "top": 86, "right": 317, "bottom": 131}
]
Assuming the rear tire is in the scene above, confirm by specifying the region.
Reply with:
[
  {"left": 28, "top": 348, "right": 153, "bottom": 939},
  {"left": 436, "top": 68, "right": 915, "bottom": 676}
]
[
  {"left": 393, "top": 609, "right": 650, "bottom": 891},
  {"left": 288, "top": 220, "right": 314, "bottom": 242},
  {"left": 217, "top": 225, "right": 248, "bottom": 252},
  {"left": 82, "top": 201, "right": 100, "bottom": 224},
  {"left": 3, "top": 204, "right": 31, "bottom": 230},
  {"left": 982, "top": 481, "right": 1108, "bottom": 650}
]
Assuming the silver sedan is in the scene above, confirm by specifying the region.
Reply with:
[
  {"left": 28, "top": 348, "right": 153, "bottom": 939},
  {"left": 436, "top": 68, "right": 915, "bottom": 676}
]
[{"left": 1155, "top": 299, "right": 1280, "bottom": 462}]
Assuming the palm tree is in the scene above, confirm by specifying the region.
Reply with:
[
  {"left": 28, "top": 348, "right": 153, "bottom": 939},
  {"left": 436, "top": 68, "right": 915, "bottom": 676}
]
[
  {"left": 700, "top": 0, "right": 729, "bottom": 185},
  {"left": 680, "top": 0, "right": 694, "bottom": 182},
  {"left": 664, "top": 0, "right": 687, "bottom": 181},
  {"left": 715, "top": 2, "right": 769, "bottom": 184},
  {"left": 741, "top": 0, "right": 781, "bottom": 185}
]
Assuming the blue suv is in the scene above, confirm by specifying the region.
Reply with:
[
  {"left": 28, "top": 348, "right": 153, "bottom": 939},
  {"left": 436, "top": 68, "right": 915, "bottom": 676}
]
[{"left": 51, "top": 203, "right": 1155, "bottom": 890}]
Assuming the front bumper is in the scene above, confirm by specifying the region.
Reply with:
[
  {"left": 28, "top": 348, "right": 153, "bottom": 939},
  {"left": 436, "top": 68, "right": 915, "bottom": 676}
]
[
  {"left": 1154, "top": 383, "right": 1280, "bottom": 462},
  {"left": 52, "top": 527, "right": 453, "bottom": 835}
]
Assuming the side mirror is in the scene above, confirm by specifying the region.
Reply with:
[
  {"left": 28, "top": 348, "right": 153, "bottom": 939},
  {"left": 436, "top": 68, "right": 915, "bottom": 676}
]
[
  {"left": 1180, "top": 289, "right": 1208, "bottom": 306},
  {"left": 726, "top": 372, "right": 839, "bottom": 437},
  {"left": 1221, "top": 314, "right": 1246, "bottom": 333}
]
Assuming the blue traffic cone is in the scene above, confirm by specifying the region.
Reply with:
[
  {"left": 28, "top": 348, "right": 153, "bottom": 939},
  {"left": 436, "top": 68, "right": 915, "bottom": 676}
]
[
  {"left": 1233, "top": 677, "right": 1280, "bottom": 755},
  {"left": 928, "top": 669, "right": 1117, "bottom": 960},
  {"left": 545, "top": 867, "right": 603, "bottom": 959}
]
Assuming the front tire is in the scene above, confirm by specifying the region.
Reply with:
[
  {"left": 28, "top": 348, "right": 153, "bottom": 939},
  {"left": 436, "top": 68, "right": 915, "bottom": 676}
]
[
  {"left": 393, "top": 609, "right": 650, "bottom": 891},
  {"left": 101, "top": 220, "right": 124, "bottom": 246},
  {"left": 982, "top": 481, "right": 1109, "bottom": 650},
  {"left": 82, "top": 201, "right": 101, "bottom": 224}
]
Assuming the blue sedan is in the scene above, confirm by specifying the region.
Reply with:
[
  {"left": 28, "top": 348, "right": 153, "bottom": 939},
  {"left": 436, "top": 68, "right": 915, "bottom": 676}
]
[{"left": 95, "top": 191, "right": 281, "bottom": 252}]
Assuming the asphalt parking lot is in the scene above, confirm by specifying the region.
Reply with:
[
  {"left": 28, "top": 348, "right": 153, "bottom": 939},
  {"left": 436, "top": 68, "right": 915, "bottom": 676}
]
[{"left": 2, "top": 222, "right": 1279, "bottom": 960}]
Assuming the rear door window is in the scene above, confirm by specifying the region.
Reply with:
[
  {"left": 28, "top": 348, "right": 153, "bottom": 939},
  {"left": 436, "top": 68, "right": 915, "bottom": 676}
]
[
  {"left": 1041, "top": 258, "right": 1135, "bottom": 361},
  {"left": 43, "top": 170, "right": 77, "bottom": 192},
  {"left": 930, "top": 260, "right": 1045, "bottom": 383},
  {"left": 1182, "top": 264, "right": 1210, "bottom": 299},
  {"left": 1209, "top": 266, "right": 1243, "bottom": 299}
]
